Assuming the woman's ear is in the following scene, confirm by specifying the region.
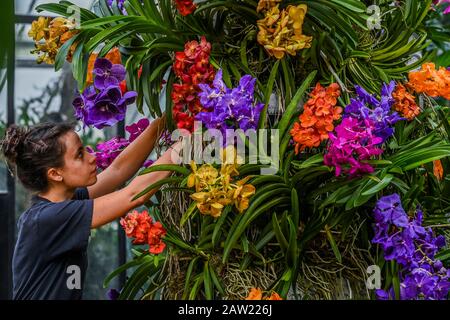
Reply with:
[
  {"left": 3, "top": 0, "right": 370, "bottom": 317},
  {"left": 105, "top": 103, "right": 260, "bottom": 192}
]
[{"left": 47, "top": 167, "right": 64, "bottom": 182}]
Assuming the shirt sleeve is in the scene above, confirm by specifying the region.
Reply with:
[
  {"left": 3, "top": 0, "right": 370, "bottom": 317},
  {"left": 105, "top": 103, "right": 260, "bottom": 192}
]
[{"left": 37, "top": 199, "right": 93, "bottom": 260}]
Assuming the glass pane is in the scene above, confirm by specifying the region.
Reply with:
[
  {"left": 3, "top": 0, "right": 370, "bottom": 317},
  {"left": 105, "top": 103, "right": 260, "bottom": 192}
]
[
  {"left": 15, "top": 24, "right": 36, "bottom": 62},
  {"left": 15, "top": 0, "right": 96, "bottom": 15}
]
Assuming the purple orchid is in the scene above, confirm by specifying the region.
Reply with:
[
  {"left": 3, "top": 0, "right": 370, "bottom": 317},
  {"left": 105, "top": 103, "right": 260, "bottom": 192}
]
[
  {"left": 196, "top": 70, "right": 264, "bottom": 145},
  {"left": 93, "top": 58, "right": 127, "bottom": 90},
  {"left": 344, "top": 81, "right": 404, "bottom": 144},
  {"left": 85, "top": 86, "right": 136, "bottom": 129},
  {"left": 373, "top": 193, "right": 409, "bottom": 228},
  {"left": 88, "top": 137, "right": 129, "bottom": 170},
  {"left": 143, "top": 159, "right": 154, "bottom": 168},
  {"left": 324, "top": 117, "right": 383, "bottom": 176},
  {"left": 125, "top": 118, "right": 150, "bottom": 142},
  {"left": 372, "top": 194, "right": 450, "bottom": 300},
  {"left": 107, "top": 0, "right": 127, "bottom": 14},
  {"left": 325, "top": 82, "right": 406, "bottom": 176},
  {"left": 72, "top": 56, "right": 137, "bottom": 129}
]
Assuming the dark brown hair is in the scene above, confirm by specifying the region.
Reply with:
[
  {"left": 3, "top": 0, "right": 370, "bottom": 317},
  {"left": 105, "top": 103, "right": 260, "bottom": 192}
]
[{"left": 0, "top": 122, "right": 75, "bottom": 192}]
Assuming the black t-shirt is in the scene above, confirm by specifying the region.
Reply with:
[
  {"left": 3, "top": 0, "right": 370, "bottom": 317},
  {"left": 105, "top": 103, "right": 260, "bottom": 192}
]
[{"left": 12, "top": 187, "right": 93, "bottom": 300}]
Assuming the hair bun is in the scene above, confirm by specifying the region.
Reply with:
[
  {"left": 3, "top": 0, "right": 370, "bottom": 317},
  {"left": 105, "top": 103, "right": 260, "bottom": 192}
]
[{"left": 1, "top": 124, "right": 28, "bottom": 165}]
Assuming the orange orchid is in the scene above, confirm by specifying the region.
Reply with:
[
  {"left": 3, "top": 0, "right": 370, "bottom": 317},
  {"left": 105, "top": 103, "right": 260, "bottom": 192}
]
[
  {"left": 433, "top": 160, "right": 444, "bottom": 181},
  {"left": 408, "top": 63, "right": 450, "bottom": 100},
  {"left": 290, "top": 83, "right": 342, "bottom": 154},
  {"left": 267, "top": 292, "right": 282, "bottom": 300},
  {"left": 245, "top": 287, "right": 283, "bottom": 300},
  {"left": 392, "top": 83, "right": 420, "bottom": 121},
  {"left": 245, "top": 288, "right": 263, "bottom": 300}
]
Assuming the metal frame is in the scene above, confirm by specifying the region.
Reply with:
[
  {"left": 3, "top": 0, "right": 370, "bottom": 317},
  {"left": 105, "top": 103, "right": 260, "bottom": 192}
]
[{"left": 0, "top": 5, "right": 127, "bottom": 299}]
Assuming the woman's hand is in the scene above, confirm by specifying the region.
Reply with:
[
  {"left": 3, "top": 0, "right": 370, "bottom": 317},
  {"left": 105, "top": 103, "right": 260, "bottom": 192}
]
[{"left": 155, "top": 112, "right": 167, "bottom": 138}]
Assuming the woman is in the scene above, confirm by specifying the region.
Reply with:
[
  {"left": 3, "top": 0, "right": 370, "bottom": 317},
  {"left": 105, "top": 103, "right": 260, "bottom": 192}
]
[{"left": 0, "top": 116, "right": 182, "bottom": 300}]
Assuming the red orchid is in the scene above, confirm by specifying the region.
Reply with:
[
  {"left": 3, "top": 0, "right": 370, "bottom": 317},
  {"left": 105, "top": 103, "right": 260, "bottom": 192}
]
[
  {"left": 120, "top": 210, "right": 167, "bottom": 254},
  {"left": 171, "top": 36, "right": 215, "bottom": 131},
  {"left": 174, "top": 0, "right": 197, "bottom": 16}
]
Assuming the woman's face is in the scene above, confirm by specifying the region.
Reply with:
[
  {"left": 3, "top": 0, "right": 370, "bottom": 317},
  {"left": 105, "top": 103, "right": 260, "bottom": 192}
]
[{"left": 58, "top": 130, "right": 98, "bottom": 188}]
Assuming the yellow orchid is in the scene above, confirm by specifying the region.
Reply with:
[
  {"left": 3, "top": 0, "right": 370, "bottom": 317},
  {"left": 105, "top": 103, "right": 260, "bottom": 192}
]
[
  {"left": 232, "top": 177, "right": 256, "bottom": 213},
  {"left": 49, "top": 17, "right": 75, "bottom": 39},
  {"left": 33, "top": 40, "right": 59, "bottom": 64},
  {"left": 190, "top": 189, "right": 232, "bottom": 218},
  {"left": 28, "top": 17, "right": 50, "bottom": 42},
  {"left": 28, "top": 17, "right": 79, "bottom": 65},
  {"left": 187, "top": 160, "right": 219, "bottom": 192},
  {"left": 257, "top": 3, "right": 312, "bottom": 60},
  {"left": 187, "top": 146, "right": 256, "bottom": 217},
  {"left": 256, "top": 0, "right": 282, "bottom": 13}
]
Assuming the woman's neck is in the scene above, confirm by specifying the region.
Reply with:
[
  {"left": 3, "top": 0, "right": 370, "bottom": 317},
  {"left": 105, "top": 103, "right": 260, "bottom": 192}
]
[{"left": 38, "top": 186, "right": 75, "bottom": 203}]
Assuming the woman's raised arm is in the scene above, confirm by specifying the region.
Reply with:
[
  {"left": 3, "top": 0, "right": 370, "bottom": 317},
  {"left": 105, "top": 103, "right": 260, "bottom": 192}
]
[
  {"left": 90, "top": 140, "right": 183, "bottom": 229},
  {"left": 87, "top": 115, "right": 165, "bottom": 199}
]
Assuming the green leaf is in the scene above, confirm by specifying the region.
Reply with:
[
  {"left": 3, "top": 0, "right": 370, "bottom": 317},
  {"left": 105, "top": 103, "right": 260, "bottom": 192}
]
[
  {"left": 103, "top": 256, "right": 148, "bottom": 288},
  {"left": 286, "top": 217, "right": 298, "bottom": 266},
  {"left": 138, "top": 164, "right": 190, "bottom": 176},
  {"left": 132, "top": 177, "right": 182, "bottom": 201},
  {"left": 361, "top": 174, "right": 394, "bottom": 196},
  {"left": 212, "top": 206, "right": 231, "bottom": 247},
  {"left": 272, "top": 213, "right": 288, "bottom": 252},
  {"left": 326, "top": 226, "right": 342, "bottom": 264},
  {"left": 189, "top": 274, "right": 203, "bottom": 300},
  {"left": 258, "top": 60, "right": 280, "bottom": 130},
  {"left": 209, "top": 264, "right": 225, "bottom": 296},
  {"left": 180, "top": 201, "right": 198, "bottom": 227},
  {"left": 203, "top": 261, "right": 214, "bottom": 300},
  {"left": 223, "top": 195, "right": 290, "bottom": 263},
  {"left": 435, "top": 249, "right": 450, "bottom": 263},
  {"left": 183, "top": 256, "right": 200, "bottom": 299},
  {"left": 54, "top": 33, "right": 80, "bottom": 71},
  {"left": 149, "top": 60, "right": 172, "bottom": 82},
  {"left": 291, "top": 188, "right": 300, "bottom": 227},
  {"left": 277, "top": 71, "right": 317, "bottom": 139},
  {"left": 72, "top": 42, "right": 87, "bottom": 90}
]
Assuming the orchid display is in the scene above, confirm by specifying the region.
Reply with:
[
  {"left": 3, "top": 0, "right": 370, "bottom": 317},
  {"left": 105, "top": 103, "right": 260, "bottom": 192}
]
[{"left": 32, "top": 0, "right": 450, "bottom": 301}]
